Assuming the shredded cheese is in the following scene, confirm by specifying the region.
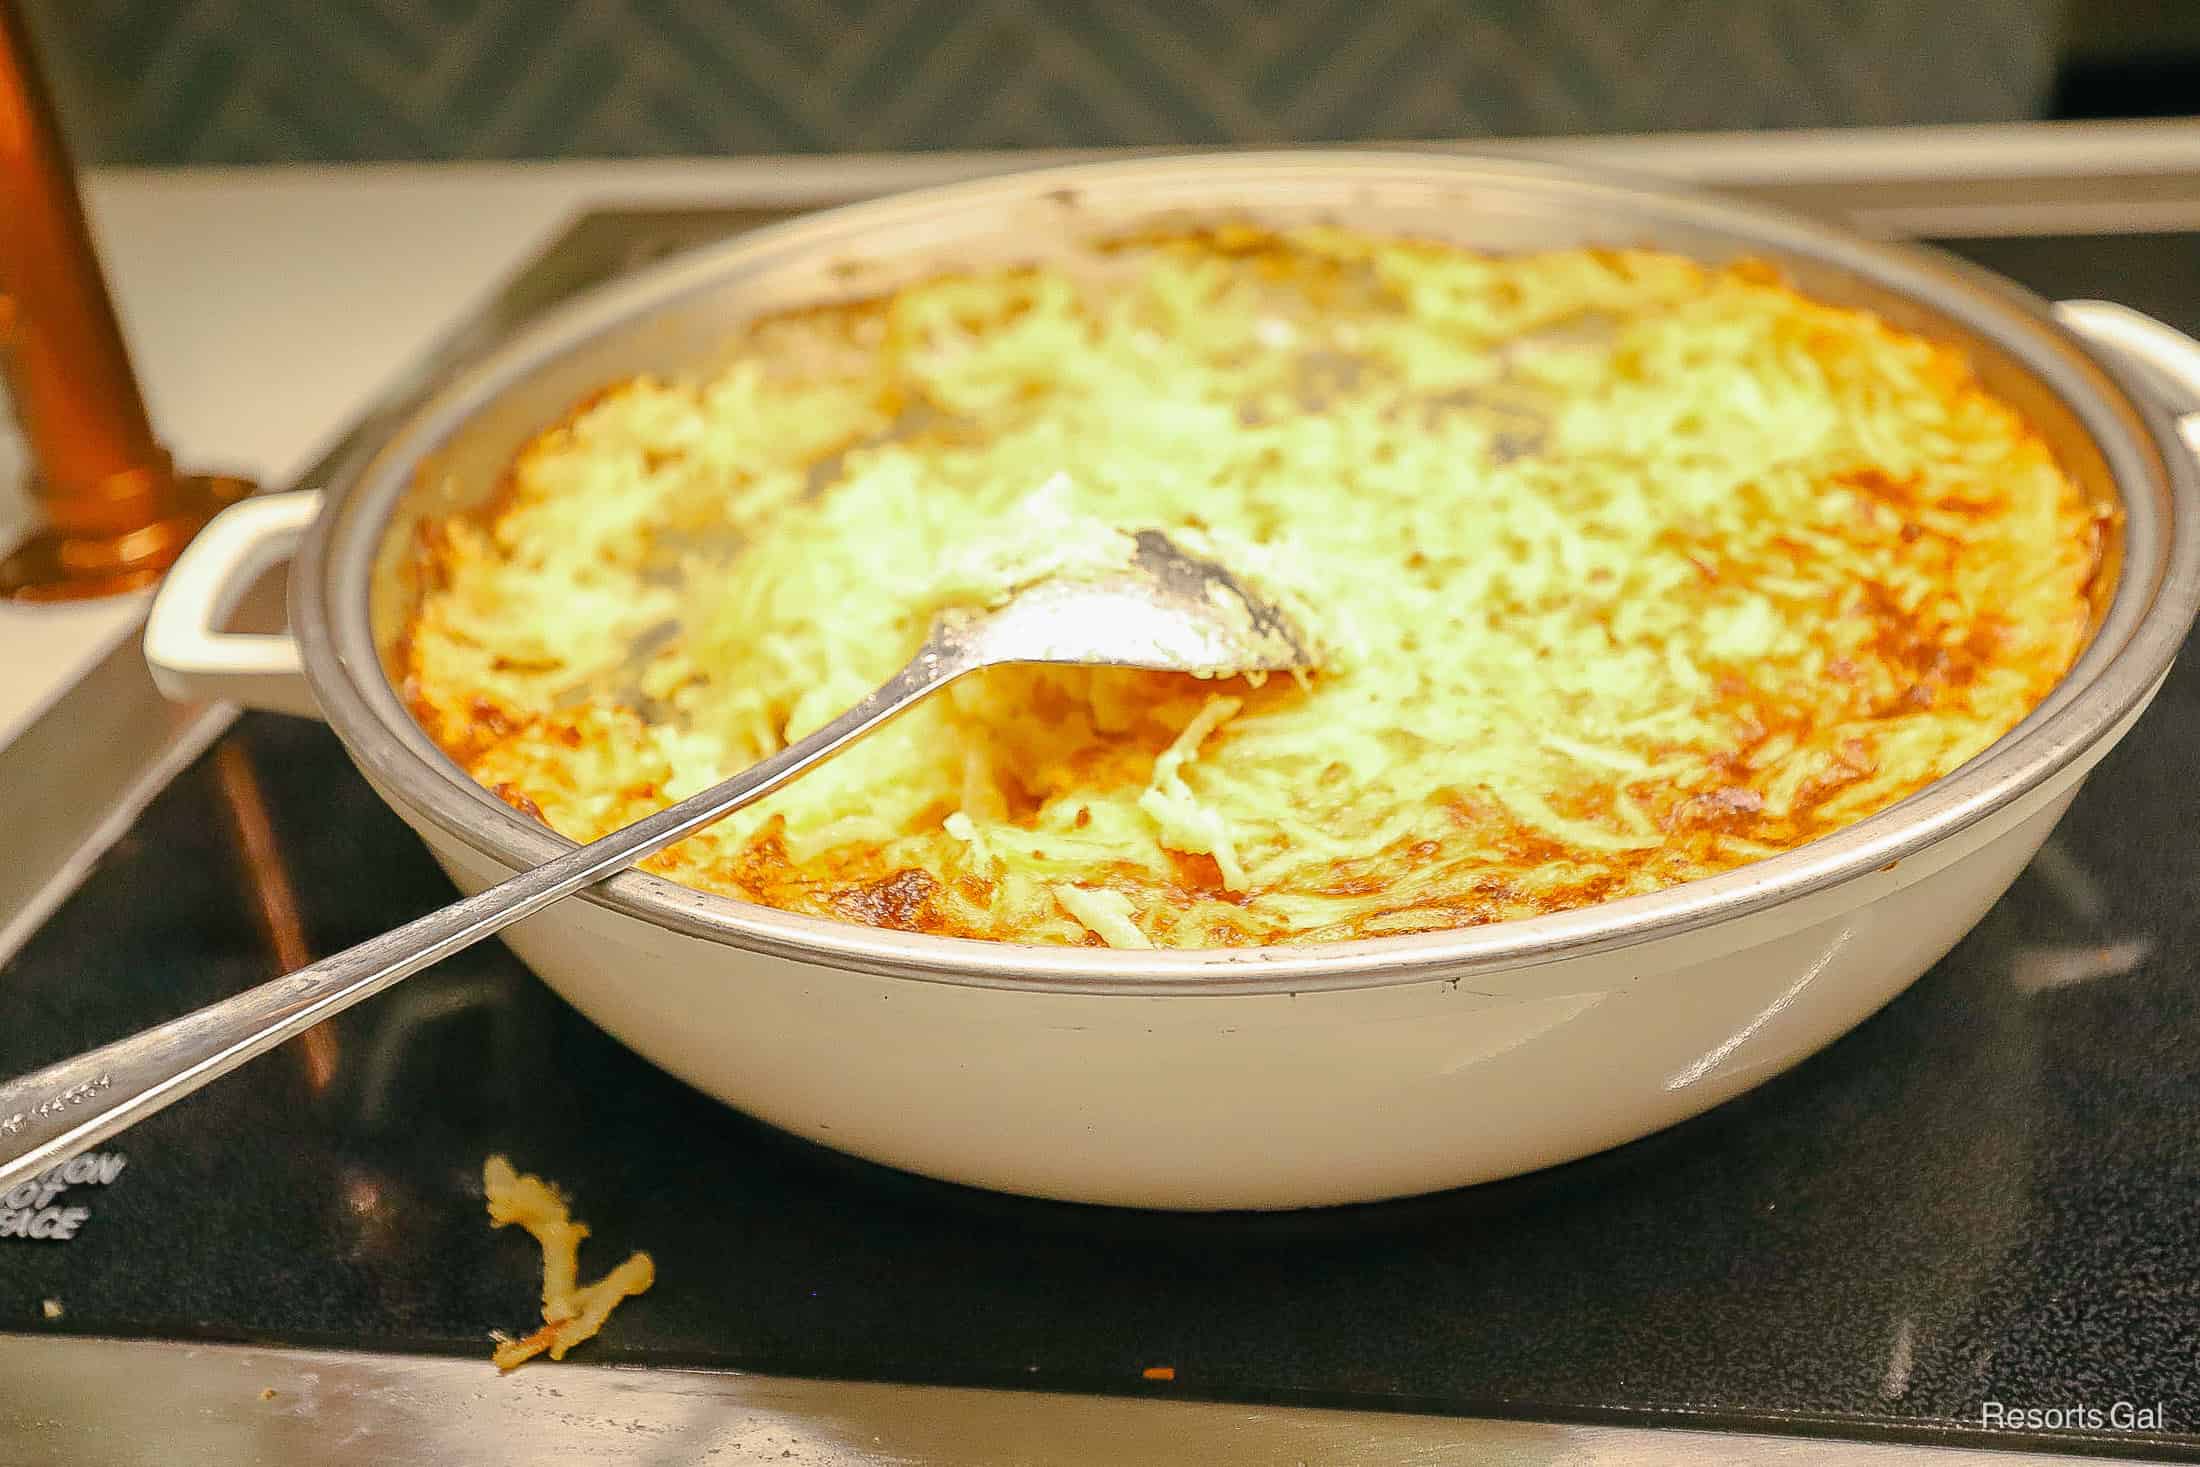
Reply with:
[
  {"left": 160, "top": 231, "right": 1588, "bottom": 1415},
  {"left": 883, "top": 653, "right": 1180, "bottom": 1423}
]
[
  {"left": 407, "top": 229, "right": 2102, "bottom": 950},
  {"left": 1052, "top": 885, "right": 1154, "bottom": 949},
  {"left": 1138, "top": 695, "right": 1248, "bottom": 892}
]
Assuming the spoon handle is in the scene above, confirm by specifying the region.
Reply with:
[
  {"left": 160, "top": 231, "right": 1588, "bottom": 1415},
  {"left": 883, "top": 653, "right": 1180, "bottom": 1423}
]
[{"left": 0, "top": 645, "right": 963, "bottom": 1193}]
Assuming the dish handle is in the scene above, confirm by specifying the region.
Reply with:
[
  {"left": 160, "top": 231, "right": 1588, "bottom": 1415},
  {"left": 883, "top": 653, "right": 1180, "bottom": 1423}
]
[
  {"left": 142, "top": 489, "right": 324, "bottom": 718},
  {"left": 2054, "top": 300, "right": 2200, "bottom": 456}
]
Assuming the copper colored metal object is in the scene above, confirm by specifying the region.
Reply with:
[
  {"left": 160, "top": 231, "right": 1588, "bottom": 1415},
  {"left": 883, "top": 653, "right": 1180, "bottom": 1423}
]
[
  {"left": 0, "top": 0, "right": 251, "bottom": 601},
  {"left": 213, "top": 739, "right": 341, "bottom": 1094}
]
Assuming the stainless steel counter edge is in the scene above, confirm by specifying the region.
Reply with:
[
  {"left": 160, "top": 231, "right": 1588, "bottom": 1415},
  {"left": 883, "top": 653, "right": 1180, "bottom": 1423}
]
[
  {"left": 90, "top": 117, "right": 2200, "bottom": 237},
  {"left": 848, "top": 118, "right": 2200, "bottom": 238},
  {"left": 0, "top": 1334, "right": 2184, "bottom": 1466}
]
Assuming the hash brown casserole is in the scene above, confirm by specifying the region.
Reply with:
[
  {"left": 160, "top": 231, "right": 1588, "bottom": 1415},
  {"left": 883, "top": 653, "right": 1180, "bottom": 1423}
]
[{"left": 401, "top": 228, "right": 2104, "bottom": 950}]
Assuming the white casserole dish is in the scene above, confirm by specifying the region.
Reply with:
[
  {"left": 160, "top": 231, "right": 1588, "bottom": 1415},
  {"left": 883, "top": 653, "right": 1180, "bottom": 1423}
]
[{"left": 145, "top": 154, "right": 2200, "bottom": 1209}]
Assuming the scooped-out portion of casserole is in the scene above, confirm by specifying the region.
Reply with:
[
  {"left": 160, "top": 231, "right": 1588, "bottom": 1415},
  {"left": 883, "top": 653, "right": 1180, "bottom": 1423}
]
[{"left": 399, "top": 226, "right": 2104, "bottom": 950}]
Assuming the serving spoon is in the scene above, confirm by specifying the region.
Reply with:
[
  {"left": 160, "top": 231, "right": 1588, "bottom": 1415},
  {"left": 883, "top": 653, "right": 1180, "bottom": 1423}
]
[{"left": 0, "top": 531, "right": 1314, "bottom": 1190}]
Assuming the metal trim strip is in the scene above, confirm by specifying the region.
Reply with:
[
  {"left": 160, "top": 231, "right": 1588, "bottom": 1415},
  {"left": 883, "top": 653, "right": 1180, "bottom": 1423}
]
[{"left": 1, "top": 1335, "right": 2185, "bottom": 1466}]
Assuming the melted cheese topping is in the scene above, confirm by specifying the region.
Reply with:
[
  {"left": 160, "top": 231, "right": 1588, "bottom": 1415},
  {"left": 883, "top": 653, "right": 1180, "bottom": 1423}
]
[{"left": 402, "top": 228, "right": 2103, "bottom": 950}]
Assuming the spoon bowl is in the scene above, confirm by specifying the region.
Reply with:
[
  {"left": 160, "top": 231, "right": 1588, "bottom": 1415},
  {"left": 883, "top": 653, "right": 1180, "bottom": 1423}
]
[{"left": 937, "top": 529, "right": 1314, "bottom": 678}]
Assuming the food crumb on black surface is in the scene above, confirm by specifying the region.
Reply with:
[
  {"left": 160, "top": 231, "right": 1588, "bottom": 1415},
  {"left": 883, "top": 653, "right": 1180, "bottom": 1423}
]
[{"left": 482, "top": 1154, "right": 655, "bottom": 1371}]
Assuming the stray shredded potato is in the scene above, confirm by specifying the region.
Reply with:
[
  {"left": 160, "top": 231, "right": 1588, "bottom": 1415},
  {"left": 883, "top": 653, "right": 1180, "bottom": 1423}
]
[{"left": 482, "top": 1155, "right": 654, "bottom": 1370}]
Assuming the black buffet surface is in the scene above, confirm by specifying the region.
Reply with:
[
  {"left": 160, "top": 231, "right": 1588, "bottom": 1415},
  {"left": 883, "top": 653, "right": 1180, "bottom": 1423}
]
[{"left": 3, "top": 223, "right": 2198, "bottom": 1457}]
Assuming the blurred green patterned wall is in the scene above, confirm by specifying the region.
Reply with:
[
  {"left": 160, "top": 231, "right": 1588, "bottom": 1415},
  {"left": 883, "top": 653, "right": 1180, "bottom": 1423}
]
[{"left": 26, "top": 0, "right": 2067, "bottom": 166}]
